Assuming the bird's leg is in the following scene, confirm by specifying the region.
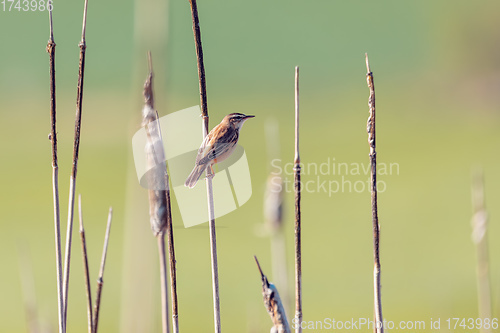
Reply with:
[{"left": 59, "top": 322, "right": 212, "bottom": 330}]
[
  {"left": 209, "top": 159, "right": 218, "bottom": 175},
  {"left": 206, "top": 164, "right": 215, "bottom": 180},
  {"left": 212, "top": 158, "right": 218, "bottom": 173}
]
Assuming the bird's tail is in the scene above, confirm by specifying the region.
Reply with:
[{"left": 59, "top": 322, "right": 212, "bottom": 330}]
[{"left": 184, "top": 164, "right": 207, "bottom": 188}]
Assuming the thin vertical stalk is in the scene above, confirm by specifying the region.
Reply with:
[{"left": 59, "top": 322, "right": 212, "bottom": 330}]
[
  {"left": 158, "top": 233, "right": 169, "bottom": 333},
  {"left": 365, "top": 54, "right": 384, "bottom": 333},
  {"left": 205, "top": 176, "right": 219, "bottom": 332},
  {"left": 78, "top": 195, "right": 93, "bottom": 333},
  {"left": 46, "top": 7, "right": 64, "bottom": 333},
  {"left": 163, "top": 149, "right": 179, "bottom": 333},
  {"left": 142, "top": 53, "right": 171, "bottom": 333},
  {"left": 62, "top": 0, "right": 89, "bottom": 326},
  {"left": 471, "top": 168, "right": 492, "bottom": 333},
  {"left": 188, "top": 1, "right": 221, "bottom": 331},
  {"left": 93, "top": 207, "right": 113, "bottom": 333},
  {"left": 293, "top": 66, "right": 302, "bottom": 333},
  {"left": 188, "top": 0, "right": 208, "bottom": 134},
  {"left": 147, "top": 51, "right": 179, "bottom": 329}
]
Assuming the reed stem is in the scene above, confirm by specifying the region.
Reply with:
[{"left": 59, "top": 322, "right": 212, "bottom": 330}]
[
  {"left": 293, "top": 66, "right": 302, "bottom": 333},
  {"left": 157, "top": 233, "right": 170, "bottom": 333},
  {"left": 46, "top": 7, "right": 64, "bottom": 333},
  {"left": 78, "top": 195, "right": 94, "bottom": 333},
  {"left": 93, "top": 207, "right": 113, "bottom": 333},
  {"left": 163, "top": 157, "right": 179, "bottom": 333},
  {"left": 142, "top": 53, "right": 172, "bottom": 333},
  {"left": 188, "top": 1, "right": 221, "bottom": 331},
  {"left": 62, "top": 0, "right": 89, "bottom": 327},
  {"left": 365, "top": 53, "right": 384, "bottom": 333}
]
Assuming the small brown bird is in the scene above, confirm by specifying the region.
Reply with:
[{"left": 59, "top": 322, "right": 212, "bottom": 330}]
[{"left": 185, "top": 113, "right": 255, "bottom": 188}]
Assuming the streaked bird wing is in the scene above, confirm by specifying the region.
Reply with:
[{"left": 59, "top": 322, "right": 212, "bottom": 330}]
[
  {"left": 195, "top": 133, "right": 213, "bottom": 165},
  {"left": 195, "top": 124, "right": 238, "bottom": 166},
  {"left": 199, "top": 141, "right": 236, "bottom": 165}
]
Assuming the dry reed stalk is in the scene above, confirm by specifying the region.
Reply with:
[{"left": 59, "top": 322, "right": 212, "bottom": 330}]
[
  {"left": 93, "top": 207, "right": 113, "bottom": 333},
  {"left": 143, "top": 63, "right": 169, "bottom": 333},
  {"left": 293, "top": 66, "right": 302, "bottom": 333},
  {"left": 471, "top": 167, "right": 492, "bottom": 333},
  {"left": 166, "top": 218, "right": 179, "bottom": 333},
  {"left": 62, "top": 0, "right": 89, "bottom": 327},
  {"left": 142, "top": 53, "right": 178, "bottom": 333},
  {"left": 188, "top": 1, "right": 221, "bottom": 331},
  {"left": 255, "top": 256, "right": 291, "bottom": 333},
  {"left": 162, "top": 132, "right": 179, "bottom": 332},
  {"left": 119, "top": 0, "right": 170, "bottom": 329},
  {"left": 147, "top": 53, "right": 179, "bottom": 330},
  {"left": 78, "top": 195, "right": 94, "bottom": 333},
  {"left": 365, "top": 54, "right": 384, "bottom": 333},
  {"left": 157, "top": 233, "right": 170, "bottom": 333},
  {"left": 46, "top": 8, "right": 64, "bottom": 333}
]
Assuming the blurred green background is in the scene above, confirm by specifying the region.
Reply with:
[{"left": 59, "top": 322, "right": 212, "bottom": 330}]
[{"left": 1, "top": 0, "right": 500, "bottom": 332}]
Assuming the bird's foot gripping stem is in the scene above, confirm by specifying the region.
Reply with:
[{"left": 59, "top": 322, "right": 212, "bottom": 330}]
[{"left": 206, "top": 164, "right": 215, "bottom": 180}]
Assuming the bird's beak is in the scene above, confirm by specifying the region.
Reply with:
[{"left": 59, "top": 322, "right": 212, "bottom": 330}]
[{"left": 244, "top": 115, "right": 255, "bottom": 120}]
